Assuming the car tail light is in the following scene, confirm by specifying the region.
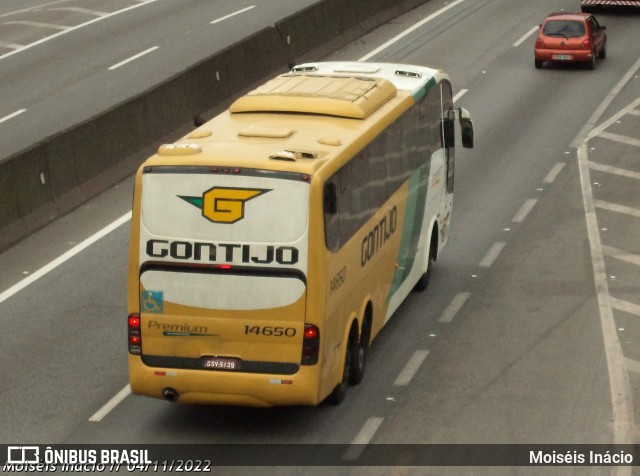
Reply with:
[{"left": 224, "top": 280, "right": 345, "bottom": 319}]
[
  {"left": 581, "top": 39, "right": 591, "bottom": 50},
  {"left": 535, "top": 38, "right": 545, "bottom": 48},
  {"left": 128, "top": 313, "right": 142, "bottom": 355},
  {"left": 301, "top": 324, "right": 320, "bottom": 365}
]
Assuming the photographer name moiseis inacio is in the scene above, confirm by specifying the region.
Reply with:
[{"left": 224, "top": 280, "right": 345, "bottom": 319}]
[{"left": 530, "top": 449, "right": 634, "bottom": 465}]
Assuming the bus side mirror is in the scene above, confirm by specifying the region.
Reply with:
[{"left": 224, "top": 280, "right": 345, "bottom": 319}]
[
  {"left": 457, "top": 108, "right": 474, "bottom": 149},
  {"left": 324, "top": 182, "right": 337, "bottom": 215}
]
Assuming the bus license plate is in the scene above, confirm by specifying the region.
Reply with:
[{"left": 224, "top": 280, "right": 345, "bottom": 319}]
[
  {"left": 202, "top": 357, "right": 238, "bottom": 370},
  {"left": 553, "top": 54, "right": 572, "bottom": 61}
]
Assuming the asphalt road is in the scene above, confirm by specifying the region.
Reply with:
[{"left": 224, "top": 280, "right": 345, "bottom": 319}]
[
  {"left": 1, "top": 0, "right": 640, "bottom": 475},
  {"left": 0, "top": 0, "right": 320, "bottom": 160}
]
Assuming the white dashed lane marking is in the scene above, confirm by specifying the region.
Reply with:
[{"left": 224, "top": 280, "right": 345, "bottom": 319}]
[
  {"left": 342, "top": 417, "right": 384, "bottom": 461},
  {"left": 512, "top": 199, "right": 538, "bottom": 223},
  {"left": 513, "top": 25, "right": 539, "bottom": 47},
  {"left": 394, "top": 350, "right": 429, "bottom": 386},
  {"left": 479, "top": 242, "right": 506, "bottom": 268},
  {"left": 0, "top": 109, "right": 26, "bottom": 124},
  {"left": 543, "top": 162, "right": 566, "bottom": 184},
  {"left": 210, "top": 6, "right": 256, "bottom": 25},
  {"left": 108, "top": 46, "right": 158, "bottom": 70},
  {"left": 88, "top": 385, "right": 131, "bottom": 422},
  {"left": 439, "top": 292, "right": 471, "bottom": 323}
]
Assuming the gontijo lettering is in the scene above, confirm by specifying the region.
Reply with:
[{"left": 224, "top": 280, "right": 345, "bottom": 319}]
[
  {"left": 361, "top": 206, "right": 397, "bottom": 267},
  {"left": 146, "top": 239, "right": 299, "bottom": 265}
]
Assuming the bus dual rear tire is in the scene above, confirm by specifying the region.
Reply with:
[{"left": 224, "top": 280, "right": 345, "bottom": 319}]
[
  {"left": 327, "top": 333, "right": 352, "bottom": 405},
  {"left": 349, "top": 319, "right": 370, "bottom": 385},
  {"left": 327, "top": 320, "right": 369, "bottom": 405}
]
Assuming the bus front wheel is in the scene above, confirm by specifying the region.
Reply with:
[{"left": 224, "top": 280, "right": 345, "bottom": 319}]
[{"left": 414, "top": 242, "right": 435, "bottom": 292}]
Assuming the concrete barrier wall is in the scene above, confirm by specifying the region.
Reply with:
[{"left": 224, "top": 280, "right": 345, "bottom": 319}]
[
  {"left": 275, "top": 0, "right": 429, "bottom": 63},
  {"left": 0, "top": 0, "right": 432, "bottom": 251}
]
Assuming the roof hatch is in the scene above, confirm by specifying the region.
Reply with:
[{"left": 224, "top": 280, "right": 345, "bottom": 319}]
[{"left": 229, "top": 74, "right": 397, "bottom": 119}]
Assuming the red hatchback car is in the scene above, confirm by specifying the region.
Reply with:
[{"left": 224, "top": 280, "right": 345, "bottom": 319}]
[{"left": 534, "top": 12, "right": 607, "bottom": 70}]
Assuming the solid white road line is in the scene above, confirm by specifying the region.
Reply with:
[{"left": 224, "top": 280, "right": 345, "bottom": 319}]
[
  {"left": 89, "top": 385, "right": 131, "bottom": 422},
  {"left": 572, "top": 56, "right": 640, "bottom": 148},
  {"left": 4, "top": 20, "right": 68, "bottom": 30},
  {"left": 394, "top": 350, "right": 429, "bottom": 386},
  {"left": 594, "top": 200, "right": 640, "bottom": 219},
  {"left": 108, "top": 46, "right": 158, "bottom": 70},
  {"left": 543, "top": 162, "right": 566, "bottom": 184},
  {"left": 598, "top": 131, "right": 640, "bottom": 148},
  {"left": 0, "top": 41, "right": 24, "bottom": 50},
  {"left": 210, "top": 6, "right": 256, "bottom": 25},
  {"left": 359, "top": 0, "right": 468, "bottom": 61},
  {"left": 589, "top": 162, "right": 640, "bottom": 181},
  {"left": 586, "top": 96, "right": 640, "bottom": 141},
  {"left": 439, "top": 292, "right": 471, "bottom": 323},
  {"left": 610, "top": 297, "right": 640, "bottom": 318},
  {"left": 625, "top": 358, "right": 640, "bottom": 374},
  {"left": 0, "top": 109, "right": 26, "bottom": 124},
  {"left": 513, "top": 25, "right": 538, "bottom": 48},
  {"left": 578, "top": 143, "right": 634, "bottom": 449},
  {"left": 479, "top": 242, "right": 506, "bottom": 268},
  {"left": 342, "top": 417, "right": 384, "bottom": 461},
  {"left": 512, "top": 199, "right": 538, "bottom": 223},
  {"left": 48, "top": 7, "right": 107, "bottom": 16},
  {"left": 602, "top": 245, "right": 640, "bottom": 267},
  {"left": 0, "top": 211, "right": 132, "bottom": 306},
  {"left": 0, "top": 0, "right": 162, "bottom": 62}
]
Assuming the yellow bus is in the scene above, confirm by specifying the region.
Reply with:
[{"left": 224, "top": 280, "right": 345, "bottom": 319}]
[{"left": 127, "top": 61, "right": 474, "bottom": 406}]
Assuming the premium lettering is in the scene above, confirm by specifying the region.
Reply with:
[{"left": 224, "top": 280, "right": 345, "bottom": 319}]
[{"left": 148, "top": 320, "right": 208, "bottom": 334}]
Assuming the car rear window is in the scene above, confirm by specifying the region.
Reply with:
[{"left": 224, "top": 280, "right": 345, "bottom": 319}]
[{"left": 542, "top": 20, "right": 586, "bottom": 38}]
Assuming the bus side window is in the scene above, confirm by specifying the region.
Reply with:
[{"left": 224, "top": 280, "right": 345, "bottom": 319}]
[
  {"left": 324, "top": 177, "right": 340, "bottom": 251},
  {"left": 324, "top": 182, "right": 337, "bottom": 215}
]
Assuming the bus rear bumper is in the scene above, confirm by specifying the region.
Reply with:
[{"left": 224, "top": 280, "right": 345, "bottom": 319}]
[{"left": 128, "top": 356, "right": 321, "bottom": 407}]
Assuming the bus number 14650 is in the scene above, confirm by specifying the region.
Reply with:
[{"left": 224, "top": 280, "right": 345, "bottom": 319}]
[{"left": 244, "top": 325, "right": 297, "bottom": 337}]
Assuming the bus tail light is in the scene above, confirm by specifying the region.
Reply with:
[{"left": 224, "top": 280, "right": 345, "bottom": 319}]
[
  {"left": 128, "top": 313, "right": 142, "bottom": 355},
  {"left": 301, "top": 324, "right": 320, "bottom": 365}
]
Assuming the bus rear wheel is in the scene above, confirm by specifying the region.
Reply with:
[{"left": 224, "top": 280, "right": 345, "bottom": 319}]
[
  {"left": 327, "top": 331, "right": 352, "bottom": 405},
  {"left": 349, "top": 318, "right": 370, "bottom": 385}
]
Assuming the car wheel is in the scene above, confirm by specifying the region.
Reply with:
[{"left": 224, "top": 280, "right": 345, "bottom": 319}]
[
  {"left": 586, "top": 54, "right": 596, "bottom": 70},
  {"left": 598, "top": 41, "right": 607, "bottom": 59},
  {"left": 535, "top": 59, "right": 543, "bottom": 69}
]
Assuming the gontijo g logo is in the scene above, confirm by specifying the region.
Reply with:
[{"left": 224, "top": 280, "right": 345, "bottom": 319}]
[{"left": 179, "top": 187, "right": 270, "bottom": 224}]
